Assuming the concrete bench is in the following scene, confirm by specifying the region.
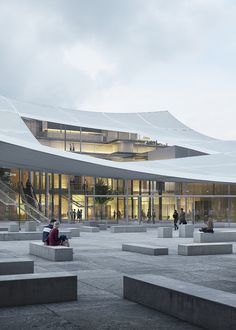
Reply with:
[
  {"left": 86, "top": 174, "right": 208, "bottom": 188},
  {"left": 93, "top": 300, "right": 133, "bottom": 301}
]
[
  {"left": 68, "top": 228, "right": 80, "bottom": 237},
  {"left": 79, "top": 226, "right": 99, "bottom": 232},
  {"left": 98, "top": 223, "right": 107, "bottom": 230},
  {"left": 179, "top": 224, "right": 194, "bottom": 238},
  {"left": 122, "top": 244, "right": 168, "bottom": 255},
  {"left": 194, "top": 230, "right": 236, "bottom": 243},
  {"left": 8, "top": 222, "right": 19, "bottom": 232},
  {"left": 123, "top": 274, "right": 236, "bottom": 330},
  {"left": 0, "top": 232, "right": 42, "bottom": 240},
  {"left": 0, "top": 227, "right": 8, "bottom": 231},
  {"left": 110, "top": 226, "right": 147, "bottom": 233},
  {"left": 0, "top": 230, "right": 71, "bottom": 241},
  {"left": 24, "top": 221, "right": 37, "bottom": 232},
  {"left": 178, "top": 243, "right": 233, "bottom": 255},
  {"left": 0, "top": 258, "right": 34, "bottom": 275},
  {"left": 157, "top": 227, "right": 172, "bottom": 238},
  {"left": 0, "top": 272, "right": 77, "bottom": 307},
  {"left": 29, "top": 242, "right": 73, "bottom": 261}
]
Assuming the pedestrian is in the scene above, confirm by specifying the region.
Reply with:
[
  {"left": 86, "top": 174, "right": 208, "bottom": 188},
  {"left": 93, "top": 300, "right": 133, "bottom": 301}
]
[
  {"left": 72, "top": 209, "right": 76, "bottom": 221},
  {"left": 77, "top": 209, "right": 81, "bottom": 222},
  {"left": 179, "top": 208, "right": 187, "bottom": 224},
  {"left": 173, "top": 210, "right": 179, "bottom": 230}
]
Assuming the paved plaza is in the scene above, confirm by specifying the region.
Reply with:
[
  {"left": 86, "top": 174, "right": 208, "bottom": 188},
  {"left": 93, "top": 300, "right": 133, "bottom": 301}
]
[{"left": 0, "top": 225, "right": 236, "bottom": 329}]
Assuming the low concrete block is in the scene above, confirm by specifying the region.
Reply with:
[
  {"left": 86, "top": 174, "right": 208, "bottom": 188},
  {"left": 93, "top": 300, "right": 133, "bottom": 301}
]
[
  {"left": 8, "top": 222, "right": 19, "bottom": 232},
  {"left": 24, "top": 221, "right": 37, "bottom": 232},
  {"left": 0, "top": 232, "right": 42, "bottom": 241},
  {"left": 122, "top": 244, "right": 168, "bottom": 255},
  {"left": 178, "top": 243, "right": 232, "bottom": 255},
  {"left": 68, "top": 228, "right": 80, "bottom": 237},
  {"left": 110, "top": 226, "right": 147, "bottom": 233},
  {"left": 29, "top": 242, "right": 73, "bottom": 261},
  {"left": 79, "top": 226, "right": 99, "bottom": 232},
  {"left": 194, "top": 230, "right": 236, "bottom": 243},
  {"left": 0, "top": 272, "right": 77, "bottom": 307},
  {"left": 0, "top": 227, "right": 8, "bottom": 231},
  {"left": 123, "top": 274, "right": 236, "bottom": 330},
  {"left": 98, "top": 224, "right": 107, "bottom": 230},
  {"left": 157, "top": 227, "right": 172, "bottom": 238},
  {"left": 0, "top": 258, "right": 34, "bottom": 275},
  {"left": 179, "top": 224, "right": 194, "bottom": 238}
]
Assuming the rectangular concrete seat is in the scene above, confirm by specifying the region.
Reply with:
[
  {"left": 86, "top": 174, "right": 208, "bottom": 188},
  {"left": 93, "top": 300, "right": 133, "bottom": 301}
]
[
  {"left": 24, "top": 221, "right": 37, "bottom": 232},
  {"left": 194, "top": 230, "right": 236, "bottom": 243},
  {"left": 68, "top": 228, "right": 80, "bottom": 237},
  {"left": 79, "top": 226, "right": 99, "bottom": 232},
  {"left": 29, "top": 242, "right": 73, "bottom": 261},
  {"left": 157, "top": 227, "right": 172, "bottom": 238},
  {"left": 98, "top": 224, "right": 107, "bottom": 230},
  {"left": 0, "top": 258, "right": 34, "bottom": 275},
  {"left": 122, "top": 244, "right": 168, "bottom": 255},
  {"left": 179, "top": 224, "right": 194, "bottom": 238},
  {"left": 0, "top": 272, "right": 77, "bottom": 307},
  {"left": 8, "top": 222, "right": 19, "bottom": 232},
  {"left": 123, "top": 274, "right": 236, "bottom": 330},
  {"left": 0, "top": 232, "right": 42, "bottom": 241},
  {"left": 178, "top": 243, "right": 232, "bottom": 255},
  {"left": 110, "top": 226, "right": 147, "bottom": 233}
]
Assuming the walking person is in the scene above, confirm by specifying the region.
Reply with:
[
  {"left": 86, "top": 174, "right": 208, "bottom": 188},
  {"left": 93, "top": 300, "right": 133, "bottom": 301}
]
[
  {"left": 179, "top": 208, "right": 187, "bottom": 224},
  {"left": 173, "top": 210, "right": 179, "bottom": 230}
]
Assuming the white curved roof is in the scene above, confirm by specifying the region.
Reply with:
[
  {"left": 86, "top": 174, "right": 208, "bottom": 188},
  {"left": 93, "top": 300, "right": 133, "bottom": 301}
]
[{"left": 0, "top": 96, "right": 236, "bottom": 183}]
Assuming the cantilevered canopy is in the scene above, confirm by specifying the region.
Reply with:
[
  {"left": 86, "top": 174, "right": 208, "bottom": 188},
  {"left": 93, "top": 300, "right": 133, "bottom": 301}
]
[{"left": 0, "top": 96, "right": 236, "bottom": 183}]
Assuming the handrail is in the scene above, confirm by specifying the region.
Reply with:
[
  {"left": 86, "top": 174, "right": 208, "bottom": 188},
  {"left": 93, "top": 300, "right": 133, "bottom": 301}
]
[{"left": 0, "top": 179, "right": 49, "bottom": 223}]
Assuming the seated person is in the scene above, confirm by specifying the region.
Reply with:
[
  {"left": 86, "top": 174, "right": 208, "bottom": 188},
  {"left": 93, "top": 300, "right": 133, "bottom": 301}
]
[
  {"left": 199, "top": 217, "right": 214, "bottom": 233},
  {"left": 42, "top": 218, "right": 56, "bottom": 245},
  {"left": 48, "top": 221, "right": 70, "bottom": 247}
]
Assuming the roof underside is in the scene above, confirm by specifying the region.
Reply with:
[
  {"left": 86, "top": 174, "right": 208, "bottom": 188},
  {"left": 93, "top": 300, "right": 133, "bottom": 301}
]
[{"left": 0, "top": 96, "right": 236, "bottom": 183}]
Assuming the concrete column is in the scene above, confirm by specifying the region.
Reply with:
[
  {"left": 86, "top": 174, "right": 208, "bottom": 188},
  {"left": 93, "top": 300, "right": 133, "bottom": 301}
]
[
  {"left": 125, "top": 180, "right": 128, "bottom": 223},
  {"left": 67, "top": 175, "right": 71, "bottom": 223},
  {"left": 45, "top": 173, "right": 49, "bottom": 218}
]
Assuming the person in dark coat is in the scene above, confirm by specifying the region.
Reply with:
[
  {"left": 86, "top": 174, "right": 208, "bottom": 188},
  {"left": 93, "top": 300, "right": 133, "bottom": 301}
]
[
  {"left": 173, "top": 210, "right": 179, "bottom": 230},
  {"left": 42, "top": 218, "right": 56, "bottom": 245}
]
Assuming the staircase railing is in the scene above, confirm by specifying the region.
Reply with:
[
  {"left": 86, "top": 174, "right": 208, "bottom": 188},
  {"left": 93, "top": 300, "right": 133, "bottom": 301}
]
[{"left": 0, "top": 179, "right": 49, "bottom": 224}]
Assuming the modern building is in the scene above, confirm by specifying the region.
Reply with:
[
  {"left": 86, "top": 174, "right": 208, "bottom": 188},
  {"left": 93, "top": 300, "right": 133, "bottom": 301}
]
[{"left": 0, "top": 95, "right": 236, "bottom": 223}]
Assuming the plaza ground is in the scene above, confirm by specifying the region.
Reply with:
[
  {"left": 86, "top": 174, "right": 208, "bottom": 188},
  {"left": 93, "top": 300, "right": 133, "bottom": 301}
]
[{"left": 0, "top": 225, "right": 236, "bottom": 329}]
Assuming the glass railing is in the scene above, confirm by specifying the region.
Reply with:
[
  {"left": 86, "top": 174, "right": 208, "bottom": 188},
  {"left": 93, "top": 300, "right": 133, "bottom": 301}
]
[{"left": 0, "top": 179, "right": 49, "bottom": 223}]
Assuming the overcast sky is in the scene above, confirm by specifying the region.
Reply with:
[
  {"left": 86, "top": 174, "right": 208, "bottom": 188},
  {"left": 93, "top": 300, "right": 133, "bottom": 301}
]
[{"left": 0, "top": 0, "right": 236, "bottom": 140}]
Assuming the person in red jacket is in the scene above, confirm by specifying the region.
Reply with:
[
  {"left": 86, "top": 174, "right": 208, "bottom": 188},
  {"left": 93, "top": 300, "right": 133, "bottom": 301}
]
[{"left": 48, "top": 221, "right": 70, "bottom": 247}]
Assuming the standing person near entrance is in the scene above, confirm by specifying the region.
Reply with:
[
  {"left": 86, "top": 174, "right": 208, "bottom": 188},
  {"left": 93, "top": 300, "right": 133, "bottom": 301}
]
[
  {"left": 173, "top": 210, "right": 179, "bottom": 230},
  {"left": 179, "top": 208, "right": 187, "bottom": 224},
  {"left": 42, "top": 218, "right": 56, "bottom": 245}
]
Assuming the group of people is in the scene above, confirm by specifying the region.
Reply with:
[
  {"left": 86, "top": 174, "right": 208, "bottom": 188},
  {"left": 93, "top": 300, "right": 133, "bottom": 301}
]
[
  {"left": 173, "top": 208, "right": 214, "bottom": 233},
  {"left": 42, "top": 219, "right": 70, "bottom": 246},
  {"left": 173, "top": 208, "right": 187, "bottom": 230},
  {"left": 71, "top": 208, "right": 83, "bottom": 222}
]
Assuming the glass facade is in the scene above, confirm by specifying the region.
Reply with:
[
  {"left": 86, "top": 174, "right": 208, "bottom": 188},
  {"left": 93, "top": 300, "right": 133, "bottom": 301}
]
[{"left": 0, "top": 117, "right": 235, "bottom": 223}]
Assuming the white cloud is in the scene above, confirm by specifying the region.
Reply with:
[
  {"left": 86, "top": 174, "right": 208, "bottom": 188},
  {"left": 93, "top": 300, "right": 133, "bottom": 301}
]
[{"left": 0, "top": 0, "right": 236, "bottom": 139}]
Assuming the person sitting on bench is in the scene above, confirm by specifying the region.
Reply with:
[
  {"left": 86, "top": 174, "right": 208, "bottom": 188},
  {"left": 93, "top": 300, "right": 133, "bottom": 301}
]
[
  {"left": 42, "top": 218, "right": 57, "bottom": 245},
  {"left": 48, "top": 221, "right": 70, "bottom": 247},
  {"left": 199, "top": 217, "right": 214, "bottom": 233}
]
